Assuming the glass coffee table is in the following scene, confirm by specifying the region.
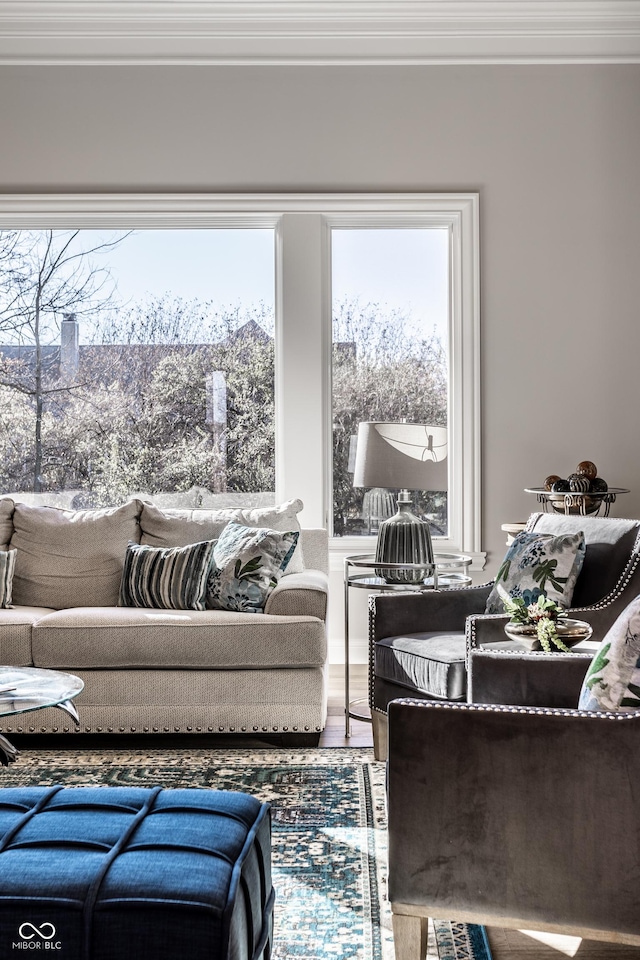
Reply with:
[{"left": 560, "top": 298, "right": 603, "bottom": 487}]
[{"left": 0, "top": 667, "right": 84, "bottom": 765}]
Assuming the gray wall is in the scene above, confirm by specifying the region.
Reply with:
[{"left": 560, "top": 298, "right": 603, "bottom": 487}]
[{"left": 2, "top": 64, "right": 640, "bottom": 576}]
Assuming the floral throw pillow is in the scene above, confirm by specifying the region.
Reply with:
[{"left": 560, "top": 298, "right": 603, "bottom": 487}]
[
  {"left": 0, "top": 549, "right": 16, "bottom": 609},
  {"left": 485, "top": 530, "right": 586, "bottom": 615},
  {"left": 207, "top": 522, "right": 300, "bottom": 614},
  {"left": 578, "top": 595, "right": 640, "bottom": 712}
]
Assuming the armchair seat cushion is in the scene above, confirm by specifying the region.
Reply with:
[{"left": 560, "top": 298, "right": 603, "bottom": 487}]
[{"left": 375, "top": 631, "right": 466, "bottom": 701}]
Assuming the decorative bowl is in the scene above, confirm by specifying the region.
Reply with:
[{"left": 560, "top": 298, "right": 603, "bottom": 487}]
[
  {"left": 504, "top": 618, "right": 593, "bottom": 650},
  {"left": 546, "top": 493, "right": 600, "bottom": 516}
]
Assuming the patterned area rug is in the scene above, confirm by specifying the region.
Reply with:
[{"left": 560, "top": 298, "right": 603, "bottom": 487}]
[{"left": 1, "top": 746, "right": 491, "bottom": 960}]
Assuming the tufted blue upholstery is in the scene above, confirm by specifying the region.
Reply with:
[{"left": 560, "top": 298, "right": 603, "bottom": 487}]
[{"left": 0, "top": 786, "right": 273, "bottom": 960}]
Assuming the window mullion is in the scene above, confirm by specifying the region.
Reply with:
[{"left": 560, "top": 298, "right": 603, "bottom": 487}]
[{"left": 275, "top": 213, "right": 328, "bottom": 529}]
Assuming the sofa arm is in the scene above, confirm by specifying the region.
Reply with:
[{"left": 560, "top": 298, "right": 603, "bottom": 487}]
[
  {"left": 387, "top": 698, "right": 640, "bottom": 942},
  {"left": 369, "top": 584, "right": 492, "bottom": 643},
  {"left": 264, "top": 570, "right": 328, "bottom": 620}
]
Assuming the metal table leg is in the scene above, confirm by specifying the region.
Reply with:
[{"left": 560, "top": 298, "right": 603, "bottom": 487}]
[
  {"left": 344, "top": 557, "right": 351, "bottom": 737},
  {"left": 0, "top": 733, "right": 18, "bottom": 765},
  {"left": 56, "top": 700, "right": 80, "bottom": 724}
]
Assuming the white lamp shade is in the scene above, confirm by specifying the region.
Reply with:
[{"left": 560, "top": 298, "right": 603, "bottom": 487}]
[{"left": 352, "top": 422, "right": 448, "bottom": 492}]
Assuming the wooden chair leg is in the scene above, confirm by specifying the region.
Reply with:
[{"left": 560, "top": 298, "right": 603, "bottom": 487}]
[
  {"left": 372, "top": 709, "right": 388, "bottom": 761},
  {"left": 392, "top": 913, "right": 429, "bottom": 960}
]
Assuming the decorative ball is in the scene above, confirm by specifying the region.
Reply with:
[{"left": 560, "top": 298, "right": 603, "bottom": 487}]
[
  {"left": 569, "top": 475, "right": 590, "bottom": 493},
  {"left": 576, "top": 460, "right": 598, "bottom": 481},
  {"left": 544, "top": 474, "right": 562, "bottom": 491},
  {"left": 551, "top": 479, "right": 570, "bottom": 493},
  {"left": 590, "top": 477, "right": 609, "bottom": 493}
]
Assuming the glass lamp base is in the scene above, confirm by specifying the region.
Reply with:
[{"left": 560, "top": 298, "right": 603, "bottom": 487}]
[{"left": 375, "top": 500, "right": 434, "bottom": 584}]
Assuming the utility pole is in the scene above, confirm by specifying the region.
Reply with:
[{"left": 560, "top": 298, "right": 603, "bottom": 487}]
[{"left": 206, "top": 370, "right": 227, "bottom": 492}]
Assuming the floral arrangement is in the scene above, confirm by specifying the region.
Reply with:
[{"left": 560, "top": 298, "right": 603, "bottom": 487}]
[{"left": 498, "top": 584, "right": 570, "bottom": 652}]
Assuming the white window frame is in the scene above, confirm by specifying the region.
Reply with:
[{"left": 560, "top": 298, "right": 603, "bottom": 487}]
[{"left": 0, "top": 192, "right": 483, "bottom": 568}]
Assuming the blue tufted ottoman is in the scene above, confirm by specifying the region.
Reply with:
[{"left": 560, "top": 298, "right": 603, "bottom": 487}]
[{"left": 0, "top": 786, "right": 273, "bottom": 960}]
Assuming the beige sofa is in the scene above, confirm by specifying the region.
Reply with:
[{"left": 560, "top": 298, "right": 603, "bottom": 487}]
[{"left": 0, "top": 497, "right": 329, "bottom": 744}]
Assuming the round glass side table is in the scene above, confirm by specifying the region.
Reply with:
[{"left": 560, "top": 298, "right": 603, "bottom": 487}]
[
  {"left": 343, "top": 553, "right": 473, "bottom": 737},
  {"left": 0, "top": 666, "right": 84, "bottom": 765}
]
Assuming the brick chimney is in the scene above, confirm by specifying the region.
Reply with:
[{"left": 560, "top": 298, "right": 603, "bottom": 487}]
[{"left": 60, "top": 313, "right": 79, "bottom": 380}]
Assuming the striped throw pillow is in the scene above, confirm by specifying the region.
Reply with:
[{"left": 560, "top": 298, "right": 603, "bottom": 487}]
[
  {"left": 119, "top": 540, "right": 216, "bottom": 611},
  {"left": 0, "top": 549, "right": 16, "bottom": 609}
]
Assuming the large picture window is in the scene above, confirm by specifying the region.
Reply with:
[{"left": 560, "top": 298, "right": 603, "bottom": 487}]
[
  {"left": 0, "top": 228, "right": 275, "bottom": 510},
  {"left": 0, "top": 194, "right": 481, "bottom": 565}
]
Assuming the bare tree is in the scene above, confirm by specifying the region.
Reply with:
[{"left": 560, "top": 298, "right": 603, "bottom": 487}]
[{"left": 0, "top": 229, "right": 128, "bottom": 491}]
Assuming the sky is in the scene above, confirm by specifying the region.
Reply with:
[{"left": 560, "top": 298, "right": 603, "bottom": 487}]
[
  {"left": 332, "top": 228, "right": 449, "bottom": 344},
  {"left": 74, "top": 227, "right": 450, "bottom": 345}
]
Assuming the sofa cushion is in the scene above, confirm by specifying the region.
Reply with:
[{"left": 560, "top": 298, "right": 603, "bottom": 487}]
[
  {"left": 30, "top": 606, "right": 327, "bottom": 669},
  {"left": 375, "top": 631, "right": 467, "bottom": 701},
  {"left": 208, "top": 523, "right": 299, "bottom": 613},
  {"left": 0, "top": 550, "right": 16, "bottom": 609},
  {"left": 119, "top": 540, "right": 216, "bottom": 611},
  {"left": 9, "top": 501, "right": 142, "bottom": 609},
  {"left": 0, "top": 499, "right": 13, "bottom": 550},
  {"left": 485, "top": 530, "right": 586, "bottom": 614},
  {"left": 578, "top": 594, "right": 640, "bottom": 711},
  {"left": 0, "top": 606, "right": 55, "bottom": 665},
  {"left": 298, "top": 528, "right": 329, "bottom": 576},
  {"left": 139, "top": 499, "right": 305, "bottom": 574}
]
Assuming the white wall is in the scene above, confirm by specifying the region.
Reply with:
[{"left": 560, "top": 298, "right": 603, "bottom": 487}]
[{"left": 2, "top": 63, "right": 640, "bottom": 659}]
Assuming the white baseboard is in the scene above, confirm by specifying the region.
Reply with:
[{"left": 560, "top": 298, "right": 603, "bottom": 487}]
[{"left": 328, "top": 635, "right": 368, "bottom": 666}]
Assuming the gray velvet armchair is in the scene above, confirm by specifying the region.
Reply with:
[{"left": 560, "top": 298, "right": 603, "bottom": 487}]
[
  {"left": 369, "top": 513, "right": 640, "bottom": 759},
  {"left": 386, "top": 697, "right": 640, "bottom": 957}
]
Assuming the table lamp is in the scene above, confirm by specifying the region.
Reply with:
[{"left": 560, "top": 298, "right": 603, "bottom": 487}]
[{"left": 353, "top": 422, "right": 448, "bottom": 584}]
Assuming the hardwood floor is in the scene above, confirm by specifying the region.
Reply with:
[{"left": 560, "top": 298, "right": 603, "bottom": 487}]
[
  {"left": 485, "top": 927, "right": 640, "bottom": 960},
  {"left": 320, "top": 663, "right": 373, "bottom": 748}
]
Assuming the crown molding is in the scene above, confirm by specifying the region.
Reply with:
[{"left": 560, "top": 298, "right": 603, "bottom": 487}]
[{"left": 0, "top": 1, "right": 639, "bottom": 64}]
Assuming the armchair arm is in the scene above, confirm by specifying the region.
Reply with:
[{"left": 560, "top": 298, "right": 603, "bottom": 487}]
[
  {"left": 465, "top": 612, "right": 597, "bottom": 706},
  {"left": 387, "top": 698, "right": 640, "bottom": 943},
  {"left": 369, "top": 584, "right": 492, "bottom": 643},
  {"left": 465, "top": 612, "right": 509, "bottom": 649},
  {"left": 566, "top": 599, "right": 632, "bottom": 640},
  {"left": 466, "top": 589, "right": 635, "bottom": 653},
  {"left": 466, "top": 610, "right": 602, "bottom": 650},
  {"left": 467, "top": 648, "right": 592, "bottom": 706}
]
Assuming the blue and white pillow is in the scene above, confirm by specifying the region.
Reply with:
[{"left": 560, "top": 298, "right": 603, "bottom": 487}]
[
  {"left": 0, "top": 549, "right": 16, "bottom": 609},
  {"left": 485, "top": 530, "right": 586, "bottom": 615},
  {"left": 579, "top": 595, "right": 640, "bottom": 712},
  {"left": 119, "top": 540, "right": 216, "bottom": 611},
  {"left": 207, "top": 522, "right": 299, "bottom": 614}
]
